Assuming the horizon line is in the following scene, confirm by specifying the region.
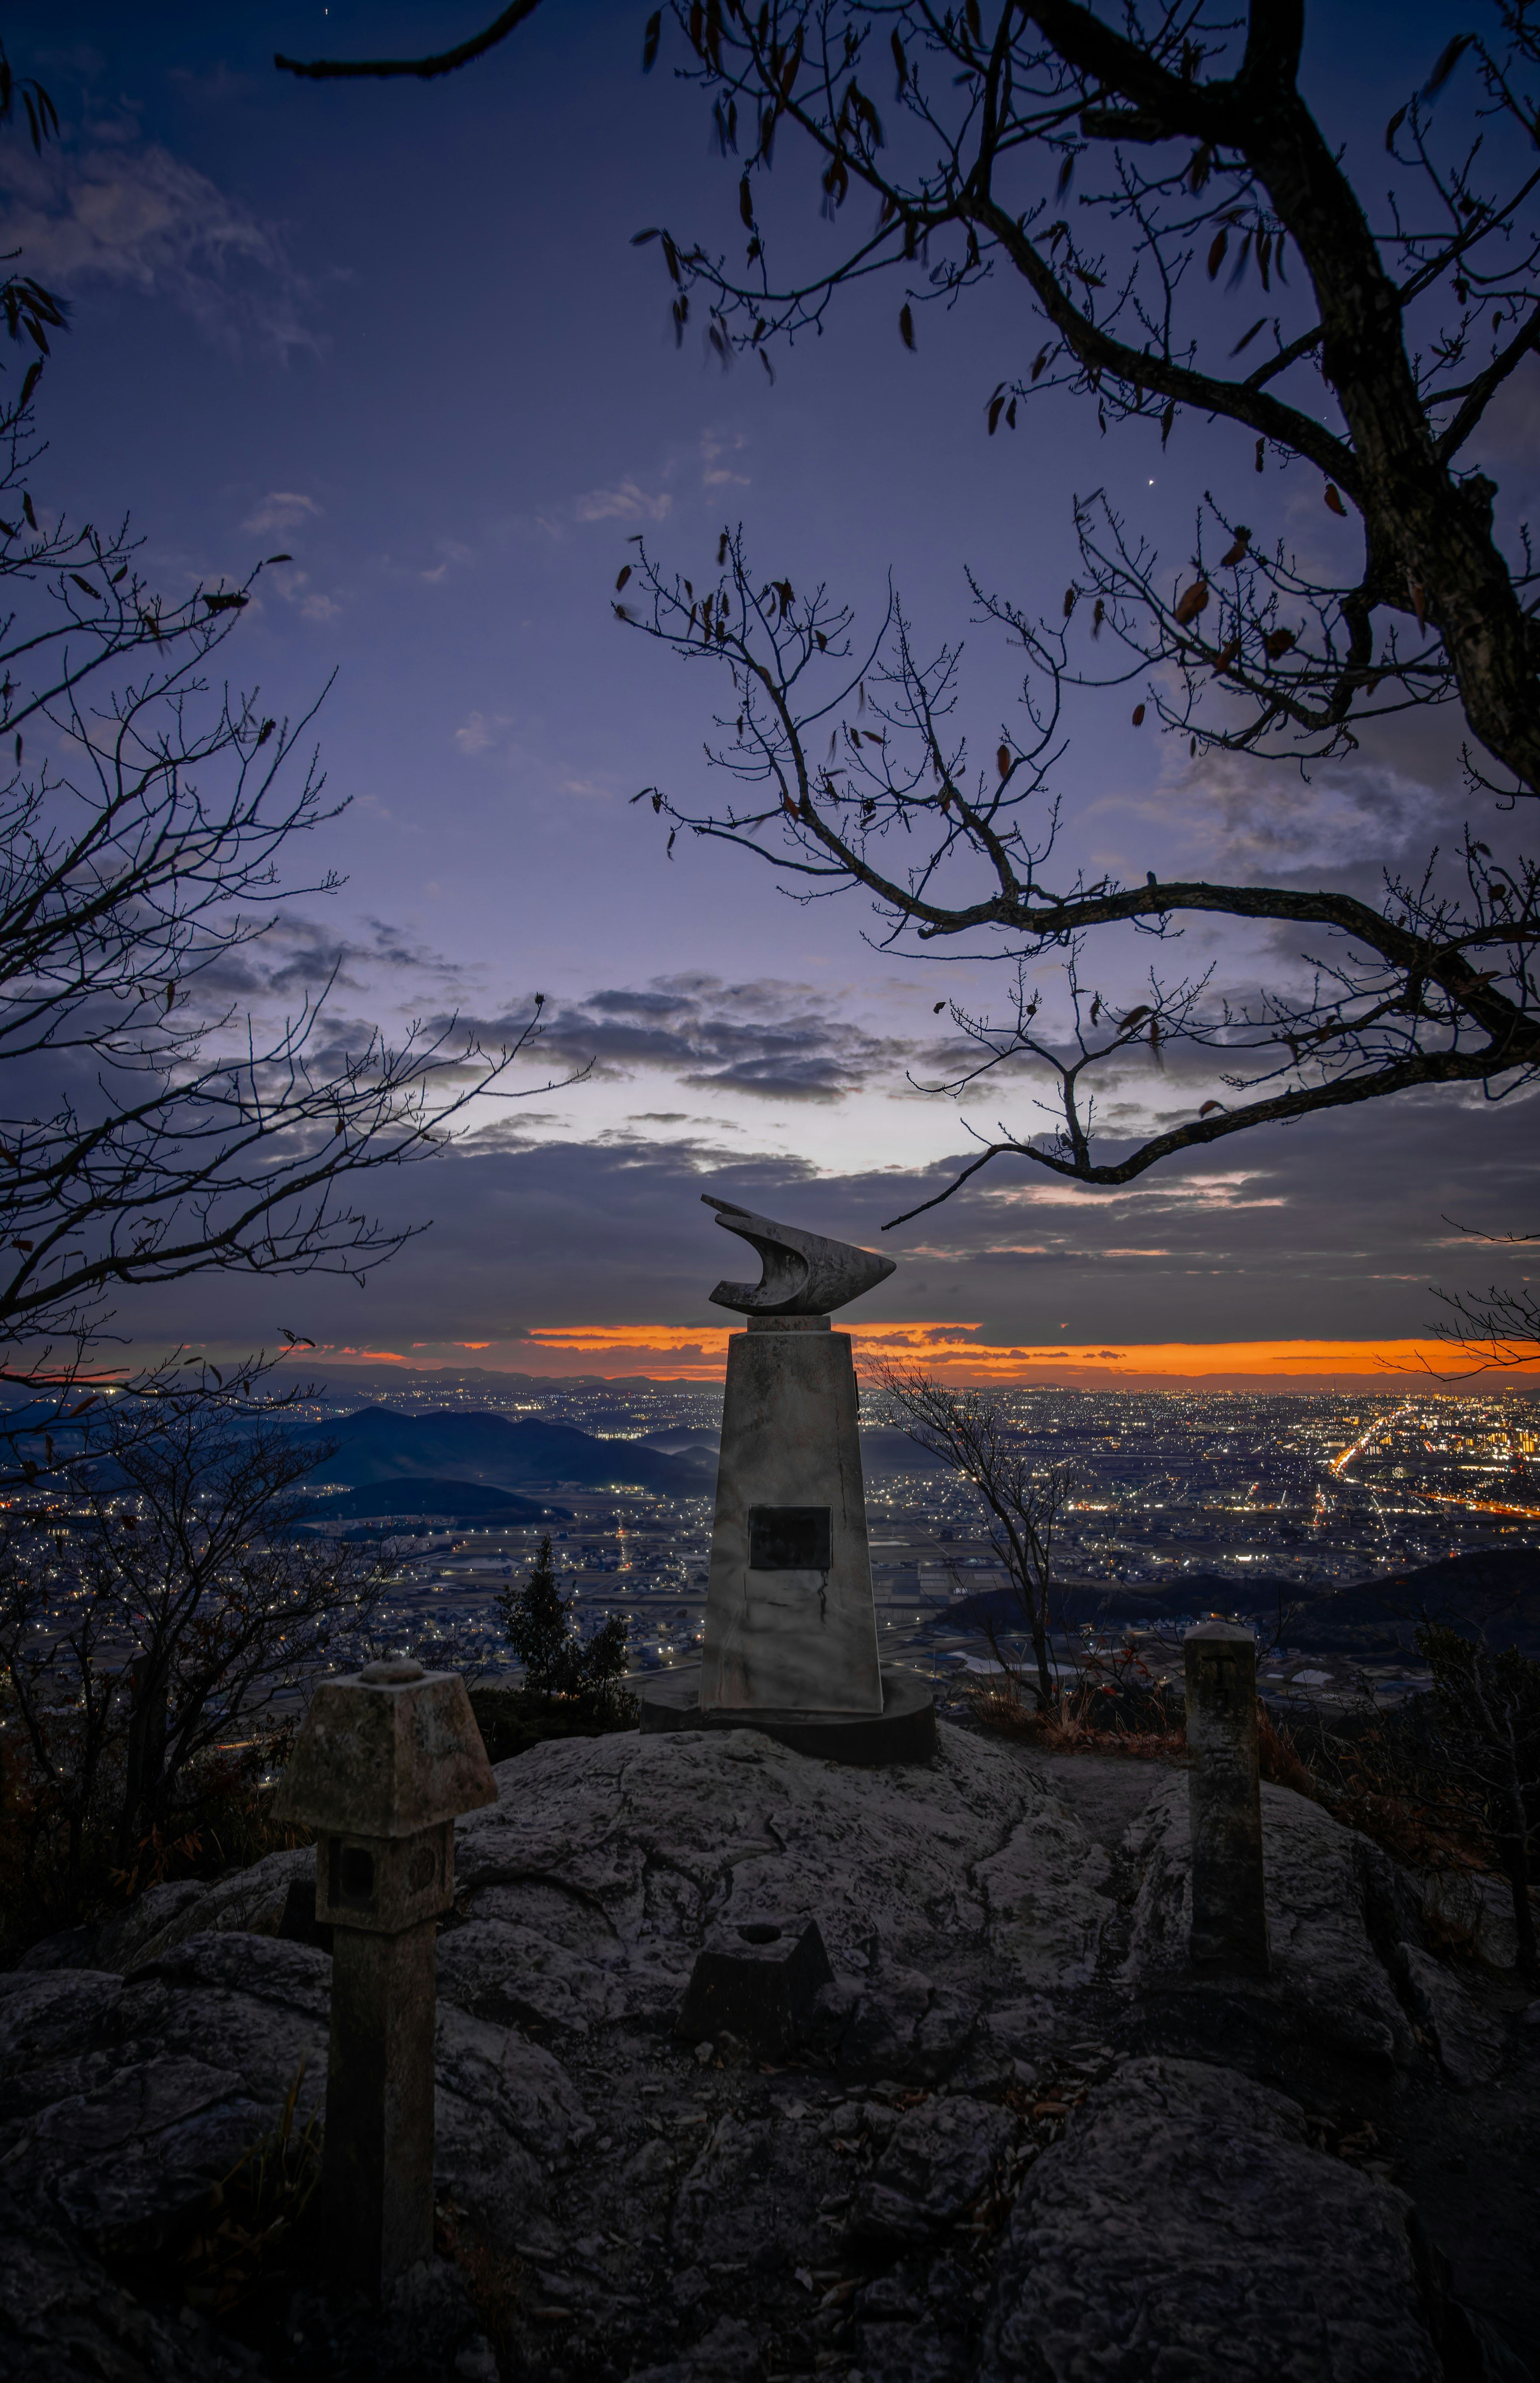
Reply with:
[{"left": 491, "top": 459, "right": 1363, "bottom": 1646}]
[{"left": 253, "top": 1325, "right": 1540, "bottom": 1393}]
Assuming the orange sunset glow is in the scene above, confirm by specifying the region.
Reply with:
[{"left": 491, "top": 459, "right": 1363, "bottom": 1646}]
[{"left": 316, "top": 1324, "right": 1537, "bottom": 1392}]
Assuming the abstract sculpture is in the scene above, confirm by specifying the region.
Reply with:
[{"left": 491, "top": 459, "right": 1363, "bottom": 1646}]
[{"left": 703, "top": 1194, "right": 897, "bottom": 1317}]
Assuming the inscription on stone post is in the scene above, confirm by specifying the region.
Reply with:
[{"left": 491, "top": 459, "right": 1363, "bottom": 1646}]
[
  {"left": 274, "top": 1657, "right": 497, "bottom": 2299},
  {"left": 1183, "top": 1620, "right": 1270, "bottom": 1977}
]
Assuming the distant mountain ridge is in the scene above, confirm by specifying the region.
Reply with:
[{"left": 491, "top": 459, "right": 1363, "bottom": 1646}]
[
  {"left": 298, "top": 1479, "right": 565, "bottom": 1524},
  {"left": 951, "top": 1547, "right": 1539, "bottom": 1656},
  {"left": 636, "top": 1426, "right": 722, "bottom": 1459},
  {"left": 300, "top": 1406, "right": 713, "bottom": 1498}
]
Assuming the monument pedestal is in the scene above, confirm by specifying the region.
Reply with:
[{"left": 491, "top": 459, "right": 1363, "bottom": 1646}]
[
  {"left": 638, "top": 1663, "right": 936, "bottom": 1764},
  {"left": 698, "top": 1316, "right": 883, "bottom": 1714}
]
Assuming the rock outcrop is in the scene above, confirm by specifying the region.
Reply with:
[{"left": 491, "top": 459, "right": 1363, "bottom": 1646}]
[
  {"left": 981, "top": 2056, "right": 1441, "bottom": 2383},
  {"left": 1, "top": 1723, "right": 1526, "bottom": 2382}
]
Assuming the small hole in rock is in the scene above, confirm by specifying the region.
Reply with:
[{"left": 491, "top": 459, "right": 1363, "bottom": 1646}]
[{"left": 738, "top": 1923, "right": 782, "bottom": 1944}]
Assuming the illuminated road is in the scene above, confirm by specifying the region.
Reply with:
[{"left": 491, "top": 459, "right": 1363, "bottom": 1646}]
[
  {"left": 1414, "top": 1490, "right": 1540, "bottom": 1523},
  {"left": 1330, "top": 1400, "right": 1416, "bottom": 1478}
]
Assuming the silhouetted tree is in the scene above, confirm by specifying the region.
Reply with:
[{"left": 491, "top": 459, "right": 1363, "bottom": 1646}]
[
  {"left": 283, "top": 2, "right": 1540, "bottom": 797},
  {"left": 0, "top": 393, "right": 550, "bottom": 1404},
  {"left": 620, "top": 528, "right": 1538, "bottom": 1219},
  {"left": 0, "top": 1372, "right": 382, "bottom": 1917},
  {"left": 646, "top": 1, "right": 1540, "bottom": 803},
  {"left": 279, "top": 11, "right": 1540, "bottom": 1234},
  {"left": 606, "top": 10, "right": 1540, "bottom": 1216},
  {"left": 881, "top": 1364, "right": 1073, "bottom": 1709},
  {"left": 1416, "top": 1621, "right": 1540, "bottom": 1982},
  {"left": 0, "top": 47, "right": 579, "bottom": 1452},
  {"left": 498, "top": 1534, "right": 630, "bottom": 1702}
]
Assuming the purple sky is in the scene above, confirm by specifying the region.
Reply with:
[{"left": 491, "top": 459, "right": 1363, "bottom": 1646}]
[{"left": 6, "top": 1, "right": 1536, "bottom": 1375}]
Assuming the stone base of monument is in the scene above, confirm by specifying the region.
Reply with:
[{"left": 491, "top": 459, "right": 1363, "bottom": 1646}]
[{"left": 638, "top": 1664, "right": 936, "bottom": 1764}]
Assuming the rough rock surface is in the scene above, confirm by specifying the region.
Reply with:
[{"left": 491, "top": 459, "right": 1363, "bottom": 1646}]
[
  {"left": 1395, "top": 1942, "right": 1511, "bottom": 2090},
  {"left": 980, "top": 2056, "right": 1442, "bottom": 2383},
  {"left": 1416, "top": 1868, "right": 1525, "bottom": 1971},
  {"left": 0, "top": 2175, "right": 261, "bottom": 2382},
  {"left": 2, "top": 1723, "right": 1527, "bottom": 2382},
  {"left": 26, "top": 1845, "right": 316, "bottom": 1976},
  {"left": 1123, "top": 1773, "right": 1417, "bottom": 2064}
]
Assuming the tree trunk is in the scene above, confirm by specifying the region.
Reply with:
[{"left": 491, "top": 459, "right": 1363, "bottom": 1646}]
[
  {"left": 1495, "top": 1771, "right": 1539, "bottom": 1985},
  {"left": 63, "top": 1803, "right": 85, "bottom": 1924},
  {"left": 1008, "top": 1567, "right": 1054, "bottom": 1712},
  {"left": 118, "top": 1669, "right": 170, "bottom": 1862},
  {"left": 1254, "top": 97, "right": 1540, "bottom": 796},
  {"left": 1029, "top": 1609, "right": 1054, "bottom": 1714}
]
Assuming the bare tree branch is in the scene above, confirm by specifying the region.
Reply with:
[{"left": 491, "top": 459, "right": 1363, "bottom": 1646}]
[
  {"left": 633, "top": 2, "right": 1540, "bottom": 797},
  {"left": 1420, "top": 1222, "right": 1540, "bottom": 1378},
  {"left": 0, "top": 385, "right": 583, "bottom": 1435},
  {"left": 879, "top": 1361, "right": 1073, "bottom": 1710},
  {"left": 0, "top": 1364, "right": 388, "bottom": 1919},
  {"left": 620, "top": 529, "right": 1539, "bottom": 1219},
  {"left": 276, "top": 0, "right": 545, "bottom": 84}
]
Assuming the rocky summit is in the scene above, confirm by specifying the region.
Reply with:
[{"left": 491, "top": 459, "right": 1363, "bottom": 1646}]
[{"left": 1, "top": 1724, "right": 1534, "bottom": 2382}]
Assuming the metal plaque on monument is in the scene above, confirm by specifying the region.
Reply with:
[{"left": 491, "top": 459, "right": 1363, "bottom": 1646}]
[{"left": 638, "top": 1196, "right": 936, "bottom": 1763}]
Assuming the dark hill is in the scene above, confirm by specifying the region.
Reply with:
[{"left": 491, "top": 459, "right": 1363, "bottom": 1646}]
[
  {"left": 305, "top": 1407, "right": 711, "bottom": 1497},
  {"left": 946, "top": 1547, "right": 1539, "bottom": 1657},
  {"left": 298, "top": 1479, "right": 565, "bottom": 1524},
  {"left": 860, "top": 1429, "right": 949, "bottom": 1475},
  {"left": 638, "top": 1427, "right": 722, "bottom": 1461}
]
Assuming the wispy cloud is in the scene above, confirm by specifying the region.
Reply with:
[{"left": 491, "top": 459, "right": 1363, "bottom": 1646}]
[
  {"left": 701, "top": 430, "right": 750, "bottom": 488},
  {"left": 0, "top": 138, "right": 318, "bottom": 355},
  {"left": 454, "top": 711, "right": 502, "bottom": 756},
  {"left": 189, "top": 911, "right": 470, "bottom": 1015},
  {"left": 243, "top": 491, "right": 322, "bottom": 537},
  {"left": 574, "top": 480, "right": 672, "bottom": 524}
]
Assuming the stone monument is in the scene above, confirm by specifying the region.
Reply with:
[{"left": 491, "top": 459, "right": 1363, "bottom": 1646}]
[{"left": 639, "top": 1196, "right": 935, "bottom": 1761}]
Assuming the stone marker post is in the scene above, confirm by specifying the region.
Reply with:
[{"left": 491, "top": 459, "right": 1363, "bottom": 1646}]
[
  {"left": 274, "top": 1658, "right": 497, "bottom": 2299},
  {"left": 1183, "top": 1621, "right": 1269, "bottom": 1977}
]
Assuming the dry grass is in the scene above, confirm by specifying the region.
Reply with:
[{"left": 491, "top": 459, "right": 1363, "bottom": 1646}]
[
  {"left": 0, "top": 1737, "right": 310, "bottom": 1966},
  {"left": 973, "top": 1677, "right": 1499, "bottom": 1891},
  {"left": 967, "top": 1666, "right": 1187, "bottom": 1762},
  {"left": 435, "top": 2198, "right": 528, "bottom": 2354},
  {"left": 1326, "top": 1768, "right": 1489, "bottom": 1874},
  {"left": 177, "top": 2062, "right": 321, "bottom": 2314},
  {"left": 1256, "top": 1702, "right": 1498, "bottom": 1883},
  {"left": 1258, "top": 1699, "right": 1498, "bottom": 1877},
  {"left": 1256, "top": 1705, "right": 1319, "bottom": 1799}
]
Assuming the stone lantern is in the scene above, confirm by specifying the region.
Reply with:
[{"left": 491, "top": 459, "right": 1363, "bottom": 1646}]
[{"left": 274, "top": 1658, "right": 497, "bottom": 2299}]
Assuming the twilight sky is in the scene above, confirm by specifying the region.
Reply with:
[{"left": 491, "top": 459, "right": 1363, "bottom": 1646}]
[{"left": 7, "top": 0, "right": 1537, "bottom": 1386}]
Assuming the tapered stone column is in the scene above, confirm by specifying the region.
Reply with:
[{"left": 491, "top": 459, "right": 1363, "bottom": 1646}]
[
  {"left": 699, "top": 1317, "right": 883, "bottom": 1714},
  {"left": 274, "top": 1658, "right": 497, "bottom": 2299},
  {"left": 1183, "top": 1621, "right": 1269, "bottom": 1977}
]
